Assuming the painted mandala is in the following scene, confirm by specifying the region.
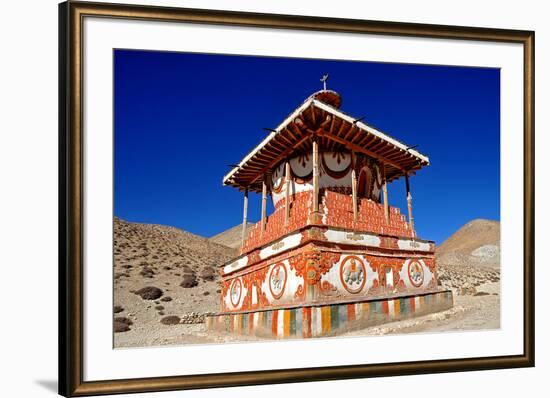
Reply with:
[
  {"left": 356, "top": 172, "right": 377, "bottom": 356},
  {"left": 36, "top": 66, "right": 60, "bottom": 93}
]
[
  {"left": 230, "top": 278, "right": 242, "bottom": 307},
  {"left": 339, "top": 255, "right": 366, "bottom": 294},
  {"left": 408, "top": 260, "right": 424, "bottom": 287},
  {"left": 269, "top": 263, "right": 287, "bottom": 299}
]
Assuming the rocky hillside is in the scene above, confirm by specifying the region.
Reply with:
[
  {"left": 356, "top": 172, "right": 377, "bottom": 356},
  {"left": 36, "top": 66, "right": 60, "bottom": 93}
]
[
  {"left": 437, "top": 219, "right": 500, "bottom": 268},
  {"left": 113, "top": 217, "right": 237, "bottom": 345},
  {"left": 436, "top": 219, "right": 500, "bottom": 295},
  {"left": 210, "top": 222, "right": 253, "bottom": 249}
]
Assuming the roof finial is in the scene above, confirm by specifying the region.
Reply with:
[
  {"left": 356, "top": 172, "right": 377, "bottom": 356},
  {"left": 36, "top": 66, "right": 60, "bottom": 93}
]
[{"left": 320, "top": 74, "right": 329, "bottom": 91}]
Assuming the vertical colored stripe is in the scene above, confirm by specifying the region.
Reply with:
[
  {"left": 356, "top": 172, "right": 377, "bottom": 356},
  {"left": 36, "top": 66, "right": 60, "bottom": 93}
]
[
  {"left": 322, "top": 306, "right": 331, "bottom": 334},
  {"left": 289, "top": 309, "right": 296, "bottom": 336},
  {"left": 355, "top": 302, "right": 362, "bottom": 318},
  {"left": 409, "top": 297, "right": 416, "bottom": 313},
  {"left": 284, "top": 309, "right": 291, "bottom": 337},
  {"left": 348, "top": 303, "right": 356, "bottom": 322},
  {"left": 331, "top": 305, "right": 340, "bottom": 331},
  {"left": 272, "top": 310, "right": 278, "bottom": 336},
  {"left": 303, "top": 307, "right": 312, "bottom": 338},
  {"left": 400, "top": 298, "right": 408, "bottom": 315},
  {"left": 394, "top": 299, "right": 400, "bottom": 317},
  {"left": 249, "top": 313, "right": 254, "bottom": 333},
  {"left": 294, "top": 308, "right": 303, "bottom": 337},
  {"left": 277, "top": 310, "right": 284, "bottom": 337},
  {"left": 362, "top": 302, "right": 370, "bottom": 319},
  {"left": 382, "top": 300, "right": 389, "bottom": 315},
  {"left": 315, "top": 307, "right": 323, "bottom": 336},
  {"left": 339, "top": 305, "right": 347, "bottom": 331},
  {"left": 388, "top": 300, "right": 395, "bottom": 318},
  {"left": 266, "top": 311, "right": 272, "bottom": 334}
]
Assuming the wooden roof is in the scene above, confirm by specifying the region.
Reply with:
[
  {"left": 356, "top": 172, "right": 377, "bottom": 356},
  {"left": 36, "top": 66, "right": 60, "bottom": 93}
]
[{"left": 224, "top": 91, "right": 430, "bottom": 192}]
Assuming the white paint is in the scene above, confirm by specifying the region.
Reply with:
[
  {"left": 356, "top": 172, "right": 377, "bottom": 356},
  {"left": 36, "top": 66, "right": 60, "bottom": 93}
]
[
  {"left": 388, "top": 299, "right": 396, "bottom": 317},
  {"left": 277, "top": 310, "right": 284, "bottom": 337},
  {"left": 259, "top": 232, "right": 302, "bottom": 259},
  {"left": 222, "top": 256, "right": 249, "bottom": 275},
  {"left": 385, "top": 268, "right": 394, "bottom": 288},
  {"left": 397, "top": 239, "right": 432, "bottom": 252},
  {"left": 271, "top": 151, "right": 354, "bottom": 205},
  {"left": 324, "top": 229, "right": 381, "bottom": 247}
]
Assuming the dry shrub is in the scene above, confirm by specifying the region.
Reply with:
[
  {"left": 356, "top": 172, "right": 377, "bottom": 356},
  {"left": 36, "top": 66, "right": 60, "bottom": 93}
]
[
  {"left": 160, "top": 316, "right": 181, "bottom": 325},
  {"left": 200, "top": 267, "right": 217, "bottom": 282},
  {"left": 114, "top": 317, "right": 133, "bottom": 333},
  {"left": 180, "top": 273, "right": 198, "bottom": 288},
  {"left": 160, "top": 296, "right": 172, "bottom": 302},
  {"left": 135, "top": 286, "right": 163, "bottom": 300},
  {"left": 113, "top": 305, "right": 124, "bottom": 314},
  {"left": 140, "top": 267, "right": 155, "bottom": 278}
]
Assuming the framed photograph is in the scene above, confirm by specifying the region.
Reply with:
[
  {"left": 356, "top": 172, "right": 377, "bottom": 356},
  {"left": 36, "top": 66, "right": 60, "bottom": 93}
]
[{"left": 59, "top": 1, "right": 534, "bottom": 396}]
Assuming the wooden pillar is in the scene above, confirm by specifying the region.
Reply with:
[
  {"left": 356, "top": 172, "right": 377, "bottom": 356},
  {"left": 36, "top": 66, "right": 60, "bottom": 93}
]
[
  {"left": 382, "top": 163, "right": 390, "bottom": 224},
  {"left": 260, "top": 177, "right": 267, "bottom": 237},
  {"left": 351, "top": 152, "right": 358, "bottom": 222},
  {"left": 285, "top": 162, "right": 291, "bottom": 226},
  {"left": 312, "top": 138, "right": 320, "bottom": 213},
  {"left": 406, "top": 173, "right": 414, "bottom": 232},
  {"left": 241, "top": 188, "right": 248, "bottom": 250}
]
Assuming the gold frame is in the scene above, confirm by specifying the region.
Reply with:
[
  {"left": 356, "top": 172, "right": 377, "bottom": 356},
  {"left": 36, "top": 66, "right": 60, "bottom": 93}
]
[{"left": 59, "top": 1, "right": 535, "bottom": 396}]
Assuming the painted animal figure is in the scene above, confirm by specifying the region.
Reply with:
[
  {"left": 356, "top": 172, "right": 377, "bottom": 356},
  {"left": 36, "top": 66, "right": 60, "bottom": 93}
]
[{"left": 344, "top": 265, "right": 363, "bottom": 286}]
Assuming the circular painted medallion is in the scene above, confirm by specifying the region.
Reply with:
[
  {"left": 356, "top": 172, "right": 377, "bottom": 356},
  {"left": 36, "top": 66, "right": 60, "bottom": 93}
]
[
  {"left": 339, "top": 255, "right": 366, "bottom": 294},
  {"left": 230, "top": 278, "right": 242, "bottom": 307},
  {"left": 269, "top": 263, "right": 287, "bottom": 299},
  {"left": 408, "top": 260, "right": 424, "bottom": 287}
]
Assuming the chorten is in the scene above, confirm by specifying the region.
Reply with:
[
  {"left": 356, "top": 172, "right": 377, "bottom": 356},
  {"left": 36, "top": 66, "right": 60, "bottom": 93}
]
[{"left": 207, "top": 82, "right": 452, "bottom": 338}]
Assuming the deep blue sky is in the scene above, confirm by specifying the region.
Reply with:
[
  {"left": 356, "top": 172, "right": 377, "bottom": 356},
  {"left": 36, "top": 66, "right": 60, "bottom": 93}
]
[{"left": 114, "top": 49, "right": 500, "bottom": 244}]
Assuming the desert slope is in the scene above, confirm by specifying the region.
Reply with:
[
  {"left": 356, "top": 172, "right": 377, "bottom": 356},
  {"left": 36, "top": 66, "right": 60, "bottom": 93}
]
[
  {"left": 210, "top": 222, "right": 253, "bottom": 249},
  {"left": 113, "top": 217, "right": 237, "bottom": 347}
]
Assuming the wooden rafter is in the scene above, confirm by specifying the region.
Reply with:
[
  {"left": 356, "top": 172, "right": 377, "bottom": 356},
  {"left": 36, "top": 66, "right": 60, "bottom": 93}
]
[{"left": 319, "top": 130, "right": 406, "bottom": 172}]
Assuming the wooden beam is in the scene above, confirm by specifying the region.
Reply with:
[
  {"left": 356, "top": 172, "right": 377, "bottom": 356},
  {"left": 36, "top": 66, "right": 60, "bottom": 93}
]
[
  {"left": 260, "top": 178, "right": 267, "bottom": 237},
  {"left": 249, "top": 134, "right": 311, "bottom": 185},
  {"left": 312, "top": 138, "right": 320, "bottom": 213},
  {"left": 241, "top": 188, "right": 249, "bottom": 251},
  {"left": 351, "top": 152, "right": 358, "bottom": 223},
  {"left": 382, "top": 163, "right": 390, "bottom": 224},
  {"left": 285, "top": 162, "right": 291, "bottom": 226},
  {"left": 406, "top": 173, "right": 414, "bottom": 234},
  {"left": 319, "top": 130, "right": 406, "bottom": 172}
]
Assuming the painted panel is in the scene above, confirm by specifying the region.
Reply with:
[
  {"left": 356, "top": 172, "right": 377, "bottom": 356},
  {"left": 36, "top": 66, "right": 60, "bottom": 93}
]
[
  {"left": 259, "top": 232, "right": 302, "bottom": 259},
  {"left": 397, "top": 239, "right": 432, "bottom": 252},
  {"left": 324, "top": 229, "right": 381, "bottom": 247}
]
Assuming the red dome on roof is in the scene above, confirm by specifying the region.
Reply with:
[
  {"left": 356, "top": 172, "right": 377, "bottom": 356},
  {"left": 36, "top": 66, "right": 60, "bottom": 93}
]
[{"left": 311, "top": 90, "right": 342, "bottom": 109}]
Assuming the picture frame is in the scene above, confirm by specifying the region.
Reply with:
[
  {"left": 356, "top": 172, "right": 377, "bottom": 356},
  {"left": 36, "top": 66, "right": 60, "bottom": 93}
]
[{"left": 59, "top": 1, "right": 535, "bottom": 396}]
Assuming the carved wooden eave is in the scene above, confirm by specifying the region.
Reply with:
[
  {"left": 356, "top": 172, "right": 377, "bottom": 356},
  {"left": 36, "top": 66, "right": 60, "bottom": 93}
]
[{"left": 223, "top": 91, "right": 430, "bottom": 192}]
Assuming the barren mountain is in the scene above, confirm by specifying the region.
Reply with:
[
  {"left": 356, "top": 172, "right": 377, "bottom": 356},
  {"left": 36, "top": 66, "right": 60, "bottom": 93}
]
[
  {"left": 113, "top": 217, "right": 237, "bottom": 347},
  {"left": 436, "top": 219, "right": 500, "bottom": 296},
  {"left": 210, "top": 222, "right": 253, "bottom": 249},
  {"left": 437, "top": 219, "right": 500, "bottom": 268}
]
